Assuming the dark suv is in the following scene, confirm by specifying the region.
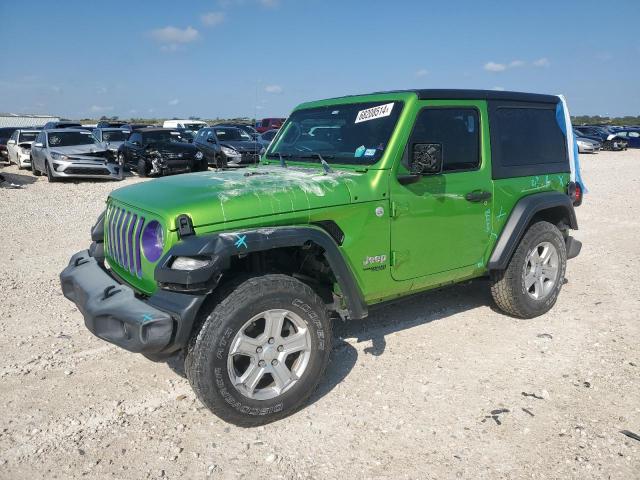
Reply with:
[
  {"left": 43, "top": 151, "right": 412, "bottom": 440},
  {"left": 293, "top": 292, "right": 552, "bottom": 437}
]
[
  {"left": 194, "top": 126, "right": 264, "bottom": 168},
  {"left": 117, "top": 128, "right": 207, "bottom": 177}
]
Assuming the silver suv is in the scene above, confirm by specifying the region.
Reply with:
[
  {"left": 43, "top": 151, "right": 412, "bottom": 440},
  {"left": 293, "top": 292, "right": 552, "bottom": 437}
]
[{"left": 31, "top": 129, "right": 122, "bottom": 182}]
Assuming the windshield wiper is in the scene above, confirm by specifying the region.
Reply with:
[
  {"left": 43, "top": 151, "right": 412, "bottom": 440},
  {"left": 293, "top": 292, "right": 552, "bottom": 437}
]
[
  {"left": 265, "top": 152, "right": 292, "bottom": 168},
  {"left": 297, "top": 153, "right": 334, "bottom": 174}
]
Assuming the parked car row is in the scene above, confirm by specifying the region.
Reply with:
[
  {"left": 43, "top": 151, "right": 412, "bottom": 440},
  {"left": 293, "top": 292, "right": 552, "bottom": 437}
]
[{"left": 573, "top": 125, "right": 640, "bottom": 152}]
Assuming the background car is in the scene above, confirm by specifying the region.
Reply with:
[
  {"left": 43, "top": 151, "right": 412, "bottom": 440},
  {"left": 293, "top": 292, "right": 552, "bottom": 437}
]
[
  {"left": 96, "top": 120, "right": 127, "bottom": 128},
  {"left": 30, "top": 128, "right": 120, "bottom": 182},
  {"left": 612, "top": 129, "right": 640, "bottom": 148},
  {"left": 162, "top": 119, "right": 208, "bottom": 131},
  {"left": 194, "top": 126, "right": 263, "bottom": 168},
  {"left": 575, "top": 136, "right": 601, "bottom": 153},
  {"left": 573, "top": 126, "right": 627, "bottom": 150},
  {"left": 6, "top": 129, "right": 40, "bottom": 168},
  {"left": 93, "top": 128, "right": 130, "bottom": 154},
  {"left": 41, "top": 121, "right": 82, "bottom": 130},
  {"left": 255, "top": 117, "right": 286, "bottom": 133},
  {"left": 257, "top": 128, "right": 278, "bottom": 148},
  {"left": 216, "top": 123, "right": 259, "bottom": 139},
  {"left": 121, "top": 123, "right": 156, "bottom": 133},
  {"left": 117, "top": 128, "right": 206, "bottom": 177},
  {"left": 0, "top": 127, "right": 21, "bottom": 163}
]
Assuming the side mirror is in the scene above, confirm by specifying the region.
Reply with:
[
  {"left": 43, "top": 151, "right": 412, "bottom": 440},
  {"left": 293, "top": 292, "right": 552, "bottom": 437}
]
[
  {"left": 33, "top": 142, "right": 44, "bottom": 148},
  {"left": 409, "top": 143, "right": 443, "bottom": 175},
  {"left": 206, "top": 137, "right": 216, "bottom": 143},
  {"left": 7, "top": 140, "right": 15, "bottom": 145}
]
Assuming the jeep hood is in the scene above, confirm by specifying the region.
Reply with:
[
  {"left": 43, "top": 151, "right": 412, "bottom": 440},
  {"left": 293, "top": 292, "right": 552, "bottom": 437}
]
[{"left": 110, "top": 166, "right": 360, "bottom": 230}]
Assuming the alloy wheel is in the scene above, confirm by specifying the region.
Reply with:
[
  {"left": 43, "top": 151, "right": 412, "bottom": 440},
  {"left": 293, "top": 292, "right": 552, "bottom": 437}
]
[
  {"left": 523, "top": 241, "right": 559, "bottom": 300},
  {"left": 227, "top": 309, "right": 312, "bottom": 401}
]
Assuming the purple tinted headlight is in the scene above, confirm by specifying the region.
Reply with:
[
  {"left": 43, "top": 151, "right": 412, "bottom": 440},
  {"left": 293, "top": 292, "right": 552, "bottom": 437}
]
[{"left": 141, "top": 220, "right": 164, "bottom": 262}]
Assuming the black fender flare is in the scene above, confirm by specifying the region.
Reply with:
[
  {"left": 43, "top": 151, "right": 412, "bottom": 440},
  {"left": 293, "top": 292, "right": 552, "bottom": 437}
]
[
  {"left": 154, "top": 226, "right": 368, "bottom": 320},
  {"left": 488, "top": 191, "right": 578, "bottom": 271}
]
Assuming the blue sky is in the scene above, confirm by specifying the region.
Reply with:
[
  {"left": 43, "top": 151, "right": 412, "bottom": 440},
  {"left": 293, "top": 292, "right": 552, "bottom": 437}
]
[{"left": 1, "top": 0, "right": 638, "bottom": 119}]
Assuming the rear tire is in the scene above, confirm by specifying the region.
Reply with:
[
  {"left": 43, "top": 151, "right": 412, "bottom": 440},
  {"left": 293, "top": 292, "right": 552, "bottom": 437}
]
[
  {"left": 491, "top": 221, "right": 567, "bottom": 319},
  {"left": 185, "top": 274, "right": 332, "bottom": 427}
]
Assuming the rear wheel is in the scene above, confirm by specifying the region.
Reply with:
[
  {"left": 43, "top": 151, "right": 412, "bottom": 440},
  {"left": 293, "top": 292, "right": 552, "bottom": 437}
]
[
  {"left": 491, "top": 221, "right": 567, "bottom": 319},
  {"left": 185, "top": 274, "right": 332, "bottom": 426}
]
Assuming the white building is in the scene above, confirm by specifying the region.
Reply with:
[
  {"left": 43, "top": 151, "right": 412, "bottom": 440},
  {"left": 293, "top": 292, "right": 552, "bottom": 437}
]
[{"left": 0, "top": 113, "right": 60, "bottom": 128}]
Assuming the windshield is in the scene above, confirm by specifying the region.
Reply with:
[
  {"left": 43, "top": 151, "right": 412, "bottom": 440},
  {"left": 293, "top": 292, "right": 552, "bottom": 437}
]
[
  {"left": 19, "top": 132, "right": 38, "bottom": 143},
  {"left": 184, "top": 123, "right": 205, "bottom": 131},
  {"left": 47, "top": 131, "right": 100, "bottom": 147},
  {"left": 268, "top": 101, "right": 403, "bottom": 165},
  {"left": 143, "top": 131, "right": 189, "bottom": 144},
  {"left": 102, "top": 130, "right": 128, "bottom": 142},
  {"left": 215, "top": 127, "right": 252, "bottom": 141}
]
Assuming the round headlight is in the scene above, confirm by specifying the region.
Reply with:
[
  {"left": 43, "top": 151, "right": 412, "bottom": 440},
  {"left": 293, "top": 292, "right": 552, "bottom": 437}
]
[
  {"left": 195, "top": 151, "right": 203, "bottom": 160},
  {"left": 141, "top": 220, "right": 164, "bottom": 262}
]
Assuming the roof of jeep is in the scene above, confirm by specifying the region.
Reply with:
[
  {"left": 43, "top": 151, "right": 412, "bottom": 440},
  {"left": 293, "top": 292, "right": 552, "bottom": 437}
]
[{"left": 301, "top": 89, "right": 559, "bottom": 107}]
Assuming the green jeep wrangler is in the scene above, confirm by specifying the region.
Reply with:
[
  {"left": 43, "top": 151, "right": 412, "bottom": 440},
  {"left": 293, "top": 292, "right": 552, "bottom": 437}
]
[{"left": 61, "top": 89, "right": 582, "bottom": 426}]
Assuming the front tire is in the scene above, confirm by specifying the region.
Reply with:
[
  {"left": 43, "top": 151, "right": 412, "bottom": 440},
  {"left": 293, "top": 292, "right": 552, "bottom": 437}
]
[
  {"left": 45, "top": 161, "right": 57, "bottom": 182},
  {"left": 137, "top": 158, "right": 149, "bottom": 177},
  {"left": 185, "top": 274, "right": 332, "bottom": 427},
  {"left": 490, "top": 221, "right": 567, "bottom": 319},
  {"left": 32, "top": 157, "right": 41, "bottom": 176}
]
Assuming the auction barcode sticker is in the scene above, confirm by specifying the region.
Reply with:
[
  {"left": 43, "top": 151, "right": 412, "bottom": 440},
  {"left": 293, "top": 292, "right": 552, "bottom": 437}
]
[{"left": 355, "top": 103, "right": 394, "bottom": 124}]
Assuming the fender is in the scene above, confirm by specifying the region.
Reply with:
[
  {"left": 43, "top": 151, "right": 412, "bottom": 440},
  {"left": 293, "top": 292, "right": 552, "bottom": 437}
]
[
  {"left": 488, "top": 191, "right": 578, "bottom": 271},
  {"left": 154, "top": 226, "right": 368, "bottom": 320}
]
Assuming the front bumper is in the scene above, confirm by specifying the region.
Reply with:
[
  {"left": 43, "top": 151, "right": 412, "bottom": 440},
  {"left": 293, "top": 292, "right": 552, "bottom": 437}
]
[
  {"left": 18, "top": 152, "right": 31, "bottom": 167},
  {"left": 50, "top": 158, "right": 121, "bottom": 179},
  {"left": 60, "top": 249, "right": 205, "bottom": 357}
]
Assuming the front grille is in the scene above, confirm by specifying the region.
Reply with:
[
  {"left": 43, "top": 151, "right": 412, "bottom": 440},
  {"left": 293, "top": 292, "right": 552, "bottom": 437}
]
[
  {"left": 64, "top": 167, "right": 111, "bottom": 175},
  {"left": 159, "top": 151, "right": 190, "bottom": 160},
  {"left": 240, "top": 153, "right": 260, "bottom": 164},
  {"left": 105, "top": 204, "right": 146, "bottom": 278},
  {"left": 72, "top": 151, "right": 109, "bottom": 159}
]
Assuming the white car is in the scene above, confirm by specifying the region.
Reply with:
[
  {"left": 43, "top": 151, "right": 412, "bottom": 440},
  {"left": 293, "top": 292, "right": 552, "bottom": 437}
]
[
  {"left": 6, "top": 129, "right": 40, "bottom": 169},
  {"left": 162, "top": 119, "right": 208, "bottom": 131}
]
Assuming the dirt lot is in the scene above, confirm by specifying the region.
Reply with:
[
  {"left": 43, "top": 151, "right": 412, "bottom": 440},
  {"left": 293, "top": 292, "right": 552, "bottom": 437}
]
[{"left": 0, "top": 151, "right": 638, "bottom": 480}]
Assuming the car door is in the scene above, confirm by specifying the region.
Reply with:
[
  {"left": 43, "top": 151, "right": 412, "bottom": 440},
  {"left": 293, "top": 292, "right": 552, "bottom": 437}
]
[
  {"left": 124, "top": 133, "right": 142, "bottom": 166},
  {"left": 32, "top": 131, "right": 46, "bottom": 171},
  {"left": 625, "top": 130, "right": 640, "bottom": 148},
  {"left": 198, "top": 128, "right": 219, "bottom": 164},
  {"left": 389, "top": 102, "right": 493, "bottom": 281}
]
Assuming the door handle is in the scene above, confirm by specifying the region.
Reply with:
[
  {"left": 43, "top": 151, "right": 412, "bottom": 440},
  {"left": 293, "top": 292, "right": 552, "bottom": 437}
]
[{"left": 465, "top": 190, "right": 492, "bottom": 202}]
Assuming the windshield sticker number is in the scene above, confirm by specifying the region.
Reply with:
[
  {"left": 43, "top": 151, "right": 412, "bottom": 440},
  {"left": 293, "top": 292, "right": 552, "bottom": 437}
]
[{"left": 355, "top": 103, "right": 394, "bottom": 124}]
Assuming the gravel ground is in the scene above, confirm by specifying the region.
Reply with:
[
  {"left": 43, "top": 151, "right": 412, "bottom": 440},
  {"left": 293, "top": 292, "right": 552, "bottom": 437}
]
[{"left": 0, "top": 151, "right": 638, "bottom": 480}]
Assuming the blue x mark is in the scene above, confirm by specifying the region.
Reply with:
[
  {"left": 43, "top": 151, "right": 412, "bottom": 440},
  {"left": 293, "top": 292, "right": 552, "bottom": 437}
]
[
  {"left": 234, "top": 234, "right": 248, "bottom": 249},
  {"left": 142, "top": 313, "right": 154, "bottom": 322}
]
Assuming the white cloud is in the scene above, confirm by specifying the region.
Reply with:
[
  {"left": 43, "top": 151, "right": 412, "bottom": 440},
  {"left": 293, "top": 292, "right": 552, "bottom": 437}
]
[
  {"left": 484, "top": 62, "right": 507, "bottom": 72},
  {"left": 492, "top": 86, "right": 505, "bottom": 91},
  {"left": 201, "top": 12, "right": 225, "bottom": 26},
  {"left": 533, "top": 57, "right": 550, "bottom": 67},
  {"left": 264, "top": 84, "right": 283, "bottom": 94},
  {"left": 509, "top": 60, "right": 525, "bottom": 68},
  {"left": 51, "top": 85, "right": 62, "bottom": 93},
  {"left": 96, "top": 86, "right": 107, "bottom": 94},
  {"left": 90, "top": 105, "right": 114, "bottom": 113},
  {"left": 150, "top": 26, "right": 199, "bottom": 51},
  {"left": 168, "top": 99, "right": 180, "bottom": 106},
  {"left": 415, "top": 68, "right": 428, "bottom": 77}
]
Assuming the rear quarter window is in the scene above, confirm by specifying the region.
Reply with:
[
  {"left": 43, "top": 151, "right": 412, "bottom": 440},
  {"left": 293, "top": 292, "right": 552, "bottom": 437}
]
[{"left": 489, "top": 102, "right": 568, "bottom": 179}]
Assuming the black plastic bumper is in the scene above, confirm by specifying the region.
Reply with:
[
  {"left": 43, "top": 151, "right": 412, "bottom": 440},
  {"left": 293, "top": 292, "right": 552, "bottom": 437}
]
[{"left": 60, "top": 250, "right": 205, "bottom": 356}]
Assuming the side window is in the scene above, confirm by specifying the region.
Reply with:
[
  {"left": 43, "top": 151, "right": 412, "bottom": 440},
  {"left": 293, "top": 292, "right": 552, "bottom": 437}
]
[
  {"left": 492, "top": 107, "right": 566, "bottom": 167},
  {"left": 37, "top": 132, "right": 45, "bottom": 144},
  {"left": 410, "top": 108, "right": 480, "bottom": 172},
  {"left": 93, "top": 129, "right": 101, "bottom": 140},
  {"left": 129, "top": 133, "right": 142, "bottom": 145},
  {"left": 11, "top": 131, "right": 19, "bottom": 141},
  {"left": 628, "top": 131, "right": 639, "bottom": 138}
]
